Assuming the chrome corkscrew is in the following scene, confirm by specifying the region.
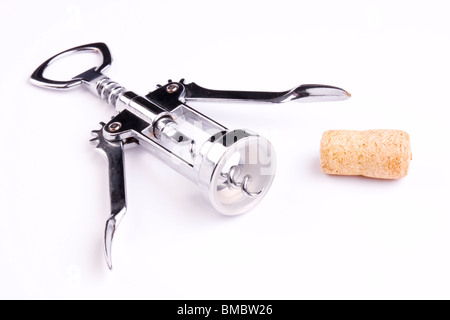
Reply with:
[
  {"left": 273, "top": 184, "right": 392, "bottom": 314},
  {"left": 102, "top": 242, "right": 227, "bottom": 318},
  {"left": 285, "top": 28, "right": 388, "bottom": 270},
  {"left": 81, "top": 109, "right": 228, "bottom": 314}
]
[{"left": 30, "top": 43, "right": 350, "bottom": 269}]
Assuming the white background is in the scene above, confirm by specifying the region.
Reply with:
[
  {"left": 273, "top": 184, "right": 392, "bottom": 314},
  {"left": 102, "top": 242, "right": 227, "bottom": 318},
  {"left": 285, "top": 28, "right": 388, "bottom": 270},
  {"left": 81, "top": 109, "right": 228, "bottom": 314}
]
[{"left": 1, "top": 0, "right": 449, "bottom": 299}]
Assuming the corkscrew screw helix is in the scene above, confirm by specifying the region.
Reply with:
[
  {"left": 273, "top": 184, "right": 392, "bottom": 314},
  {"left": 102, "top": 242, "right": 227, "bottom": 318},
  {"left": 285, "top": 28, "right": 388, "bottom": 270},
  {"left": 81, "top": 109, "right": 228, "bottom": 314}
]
[{"left": 30, "top": 43, "right": 350, "bottom": 269}]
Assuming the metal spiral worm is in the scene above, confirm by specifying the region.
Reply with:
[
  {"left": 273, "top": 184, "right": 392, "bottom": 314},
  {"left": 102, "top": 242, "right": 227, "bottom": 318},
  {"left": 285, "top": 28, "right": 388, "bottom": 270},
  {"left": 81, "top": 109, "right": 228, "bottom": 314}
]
[{"left": 221, "top": 165, "right": 262, "bottom": 197}]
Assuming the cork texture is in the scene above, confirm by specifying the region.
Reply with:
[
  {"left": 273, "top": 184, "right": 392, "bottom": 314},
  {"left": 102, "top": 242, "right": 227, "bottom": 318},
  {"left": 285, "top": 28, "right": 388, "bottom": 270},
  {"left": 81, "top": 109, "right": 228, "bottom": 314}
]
[{"left": 320, "top": 129, "right": 412, "bottom": 179}]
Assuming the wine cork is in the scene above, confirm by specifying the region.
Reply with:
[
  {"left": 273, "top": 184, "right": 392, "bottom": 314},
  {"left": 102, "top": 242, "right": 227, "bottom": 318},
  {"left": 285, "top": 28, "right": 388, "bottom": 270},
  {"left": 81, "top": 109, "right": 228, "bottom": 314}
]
[{"left": 320, "top": 129, "right": 411, "bottom": 179}]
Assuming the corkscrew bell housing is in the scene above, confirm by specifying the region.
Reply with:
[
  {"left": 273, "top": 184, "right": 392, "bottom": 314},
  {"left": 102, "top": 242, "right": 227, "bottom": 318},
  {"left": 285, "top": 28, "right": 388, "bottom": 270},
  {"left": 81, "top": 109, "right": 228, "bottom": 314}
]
[{"left": 30, "top": 43, "right": 350, "bottom": 269}]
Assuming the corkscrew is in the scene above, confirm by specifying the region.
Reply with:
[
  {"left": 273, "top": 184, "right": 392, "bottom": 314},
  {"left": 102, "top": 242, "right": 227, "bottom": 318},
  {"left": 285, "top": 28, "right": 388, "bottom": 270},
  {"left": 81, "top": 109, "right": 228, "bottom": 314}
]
[{"left": 30, "top": 43, "right": 350, "bottom": 269}]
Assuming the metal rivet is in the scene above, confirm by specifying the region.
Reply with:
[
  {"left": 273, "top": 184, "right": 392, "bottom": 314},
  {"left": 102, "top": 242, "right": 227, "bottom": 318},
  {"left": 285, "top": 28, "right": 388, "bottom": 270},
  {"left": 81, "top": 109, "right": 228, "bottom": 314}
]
[
  {"left": 108, "top": 122, "right": 122, "bottom": 132},
  {"left": 166, "top": 83, "right": 179, "bottom": 93}
]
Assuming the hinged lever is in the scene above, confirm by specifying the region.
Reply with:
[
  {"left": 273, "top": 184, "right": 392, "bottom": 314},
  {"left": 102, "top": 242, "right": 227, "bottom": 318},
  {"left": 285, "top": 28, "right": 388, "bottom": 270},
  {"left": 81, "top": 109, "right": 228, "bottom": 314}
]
[
  {"left": 183, "top": 82, "right": 351, "bottom": 104},
  {"left": 90, "top": 123, "right": 127, "bottom": 270}
]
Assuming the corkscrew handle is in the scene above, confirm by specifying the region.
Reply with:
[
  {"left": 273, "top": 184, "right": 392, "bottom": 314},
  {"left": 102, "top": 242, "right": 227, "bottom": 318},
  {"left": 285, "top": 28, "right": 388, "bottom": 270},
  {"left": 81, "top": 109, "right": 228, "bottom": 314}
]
[{"left": 30, "top": 42, "right": 112, "bottom": 90}]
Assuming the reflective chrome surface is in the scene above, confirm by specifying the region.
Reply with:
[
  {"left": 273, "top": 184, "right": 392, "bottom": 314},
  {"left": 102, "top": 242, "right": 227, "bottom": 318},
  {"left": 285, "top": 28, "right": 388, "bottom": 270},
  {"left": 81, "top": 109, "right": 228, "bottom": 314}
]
[
  {"left": 184, "top": 82, "right": 350, "bottom": 103},
  {"left": 197, "top": 130, "right": 276, "bottom": 215},
  {"left": 90, "top": 123, "right": 127, "bottom": 270},
  {"left": 30, "top": 42, "right": 111, "bottom": 90},
  {"left": 30, "top": 42, "right": 350, "bottom": 269}
]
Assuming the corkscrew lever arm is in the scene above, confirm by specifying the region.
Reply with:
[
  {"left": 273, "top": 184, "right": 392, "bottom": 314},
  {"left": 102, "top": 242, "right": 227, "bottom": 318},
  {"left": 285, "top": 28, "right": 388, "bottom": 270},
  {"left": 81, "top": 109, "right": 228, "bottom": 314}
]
[
  {"left": 90, "top": 125, "right": 127, "bottom": 270},
  {"left": 184, "top": 82, "right": 351, "bottom": 104},
  {"left": 30, "top": 43, "right": 127, "bottom": 270},
  {"left": 30, "top": 42, "right": 351, "bottom": 104}
]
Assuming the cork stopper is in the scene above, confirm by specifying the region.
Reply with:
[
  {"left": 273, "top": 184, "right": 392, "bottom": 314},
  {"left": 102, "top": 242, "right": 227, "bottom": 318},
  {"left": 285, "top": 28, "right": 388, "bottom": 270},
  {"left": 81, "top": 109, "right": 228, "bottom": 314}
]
[{"left": 320, "top": 129, "right": 412, "bottom": 179}]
